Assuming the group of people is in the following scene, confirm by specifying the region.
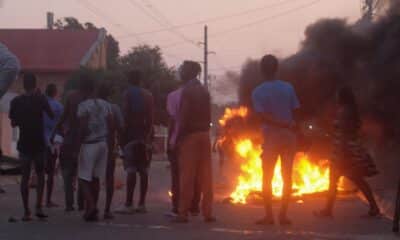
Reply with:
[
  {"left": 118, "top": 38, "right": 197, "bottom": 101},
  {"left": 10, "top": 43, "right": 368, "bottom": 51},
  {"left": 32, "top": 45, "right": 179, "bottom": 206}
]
[
  {"left": 4, "top": 55, "right": 216, "bottom": 223},
  {"left": 8, "top": 70, "right": 155, "bottom": 222},
  {"left": 0, "top": 39, "right": 382, "bottom": 226}
]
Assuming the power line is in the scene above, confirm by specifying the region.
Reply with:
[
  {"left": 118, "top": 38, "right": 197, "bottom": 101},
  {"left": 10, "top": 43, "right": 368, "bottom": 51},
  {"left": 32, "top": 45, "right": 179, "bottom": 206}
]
[
  {"left": 160, "top": 0, "right": 321, "bottom": 49},
  {"left": 210, "top": 0, "right": 321, "bottom": 37},
  {"left": 126, "top": 0, "right": 200, "bottom": 48},
  {"left": 75, "top": 0, "right": 142, "bottom": 42},
  {"left": 118, "top": 0, "right": 299, "bottom": 39}
]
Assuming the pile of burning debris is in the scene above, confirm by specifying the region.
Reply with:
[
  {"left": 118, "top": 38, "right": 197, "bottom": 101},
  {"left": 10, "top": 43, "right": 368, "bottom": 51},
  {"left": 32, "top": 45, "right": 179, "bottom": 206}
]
[{"left": 217, "top": 106, "right": 354, "bottom": 205}]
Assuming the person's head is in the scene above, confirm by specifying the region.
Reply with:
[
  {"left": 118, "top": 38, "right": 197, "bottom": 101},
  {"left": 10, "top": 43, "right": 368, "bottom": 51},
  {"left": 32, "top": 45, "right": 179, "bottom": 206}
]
[
  {"left": 127, "top": 70, "right": 142, "bottom": 86},
  {"left": 45, "top": 83, "right": 58, "bottom": 98},
  {"left": 260, "top": 54, "right": 279, "bottom": 80},
  {"left": 23, "top": 72, "right": 37, "bottom": 92},
  {"left": 97, "top": 81, "right": 112, "bottom": 100},
  {"left": 337, "top": 86, "right": 356, "bottom": 107},
  {"left": 180, "top": 61, "right": 201, "bottom": 82},
  {"left": 79, "top": 72, "right": 96, "bottom": 95}
]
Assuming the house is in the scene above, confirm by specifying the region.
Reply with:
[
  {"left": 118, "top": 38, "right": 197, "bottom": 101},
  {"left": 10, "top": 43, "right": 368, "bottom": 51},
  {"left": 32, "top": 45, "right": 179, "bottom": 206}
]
[{"left": 0, "top": 28, "right": 108, "bottom": 157}]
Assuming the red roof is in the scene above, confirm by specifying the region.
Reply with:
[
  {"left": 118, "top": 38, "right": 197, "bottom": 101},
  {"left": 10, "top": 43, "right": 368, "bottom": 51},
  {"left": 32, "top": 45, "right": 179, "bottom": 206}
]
[{"left": 0, "top": 29, "right": 100, "bottom": 72}]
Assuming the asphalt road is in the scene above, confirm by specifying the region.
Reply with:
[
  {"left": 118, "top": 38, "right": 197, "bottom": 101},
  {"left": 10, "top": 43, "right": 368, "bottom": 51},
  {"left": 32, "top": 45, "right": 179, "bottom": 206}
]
[{"left": 0, "top": 160, "right": 396, "bottom": 240}]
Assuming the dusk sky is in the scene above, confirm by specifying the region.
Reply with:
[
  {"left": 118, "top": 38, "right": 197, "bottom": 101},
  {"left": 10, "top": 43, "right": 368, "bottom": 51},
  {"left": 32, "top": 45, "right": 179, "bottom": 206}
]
[
  {"left": 0, "top": 0, "right": 361, "bottom": 103},
  {"left": 0, "top": 0, "right": 361, "bottom": 70}
]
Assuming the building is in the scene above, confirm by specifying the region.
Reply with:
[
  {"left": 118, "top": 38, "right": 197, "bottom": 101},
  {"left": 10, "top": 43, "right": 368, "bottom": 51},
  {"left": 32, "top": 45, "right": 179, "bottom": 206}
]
[{"left": 0, "top": 28, "right": 108, "bottom": 156}]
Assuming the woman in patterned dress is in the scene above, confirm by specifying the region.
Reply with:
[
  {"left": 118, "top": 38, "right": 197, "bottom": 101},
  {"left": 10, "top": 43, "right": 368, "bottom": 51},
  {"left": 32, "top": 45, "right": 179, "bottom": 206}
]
[{"left": 315, "top": 87, "right": 380, "bottom": 218}]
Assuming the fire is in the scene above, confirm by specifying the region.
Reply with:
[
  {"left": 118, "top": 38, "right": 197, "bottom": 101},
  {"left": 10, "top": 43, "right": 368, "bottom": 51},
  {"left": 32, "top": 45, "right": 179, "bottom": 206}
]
[
  {"left": 219, "top": 106, "right": 248, "bottom": 127},
  {"left": 230, "top": 138, "right": 331, "bottom": 204},
  {"left": 219, "top": 107, "right": 333, "bottom": 204}
]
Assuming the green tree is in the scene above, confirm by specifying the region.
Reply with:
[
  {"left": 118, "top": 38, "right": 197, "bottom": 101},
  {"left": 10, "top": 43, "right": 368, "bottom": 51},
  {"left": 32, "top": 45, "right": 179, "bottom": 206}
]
[{"left": 119, "top": 45, "right": 179, "bottom": 125}]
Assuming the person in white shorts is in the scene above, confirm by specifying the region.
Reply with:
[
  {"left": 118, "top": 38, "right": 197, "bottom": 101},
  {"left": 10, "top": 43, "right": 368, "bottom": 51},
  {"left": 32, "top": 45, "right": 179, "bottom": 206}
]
[{"left": 77, "top": 74, "right": 113, "bottom": 222}]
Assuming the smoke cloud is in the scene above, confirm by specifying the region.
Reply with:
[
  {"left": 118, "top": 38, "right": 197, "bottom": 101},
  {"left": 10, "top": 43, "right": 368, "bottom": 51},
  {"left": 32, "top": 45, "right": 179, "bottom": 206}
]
[{"left": 238, "top": 1, "right": 400, "bottom": 139}]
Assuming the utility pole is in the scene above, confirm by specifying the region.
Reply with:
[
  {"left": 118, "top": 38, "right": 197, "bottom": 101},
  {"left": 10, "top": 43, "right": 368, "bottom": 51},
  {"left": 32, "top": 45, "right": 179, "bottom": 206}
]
[{"left": 203, "top": 25, "right": 208, "bottom": 90}]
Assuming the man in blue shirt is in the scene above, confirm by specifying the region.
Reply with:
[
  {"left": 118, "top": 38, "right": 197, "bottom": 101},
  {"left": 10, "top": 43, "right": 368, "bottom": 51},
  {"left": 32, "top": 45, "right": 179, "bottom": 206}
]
[
  {"left": 252, "top": 55, "right": 300, "bottom": 225},
  {"left": 43, "top": 83, "right": 63, "bottom": 208}
]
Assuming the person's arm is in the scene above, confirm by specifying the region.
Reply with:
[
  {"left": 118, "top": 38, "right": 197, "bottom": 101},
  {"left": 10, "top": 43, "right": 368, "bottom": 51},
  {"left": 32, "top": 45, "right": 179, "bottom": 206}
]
[
  {"left": 52, "top": 95, "right": 70, "bottom": 139},
  {"left": 176, "top": 91, "right": 189, "bottom": 144},
  {"left": 9, "top": 98, "right": 18, "bottom": 128},
  {"left": 0, "top": 44, "right": 20, "bottom": 98},
  {"left": 77, "top": 104, "right": 88, "bottom": 146},
  {"left": 145, "top": 93, "right": 155, "bottom": 141},
  {"left": 107, "top": 107, "right": 115, "bottom": 149},
  {"left": 42, "top": 95, "right": 55, "bottom": 120}
]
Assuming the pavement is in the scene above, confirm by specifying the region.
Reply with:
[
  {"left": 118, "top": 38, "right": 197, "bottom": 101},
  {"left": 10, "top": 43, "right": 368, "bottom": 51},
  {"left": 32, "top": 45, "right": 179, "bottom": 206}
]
[{"left": 0, "top": 157, "right": 397, "bottom": 240}]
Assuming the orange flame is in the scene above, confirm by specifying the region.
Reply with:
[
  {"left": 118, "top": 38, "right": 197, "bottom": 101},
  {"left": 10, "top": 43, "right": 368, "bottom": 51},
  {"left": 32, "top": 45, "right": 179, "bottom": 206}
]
[
  {"left": 219, "top": 106, "right": 248, "bottom": 127},
  {"left": 220, "top": 107, "right": 333, "bottom": 204}
]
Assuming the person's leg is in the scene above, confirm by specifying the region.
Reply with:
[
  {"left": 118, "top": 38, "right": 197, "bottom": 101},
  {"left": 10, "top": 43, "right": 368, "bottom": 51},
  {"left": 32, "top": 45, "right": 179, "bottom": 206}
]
[
  {"left": 45, "top": 148, "right": 58, "bottom": 207},
  {"left": 317, "top": 166, "right": 340, "bottom": 216},
  {"left": 20, "top": 154, "right": 32, "bottom": 220},
  {"left": 190, "top": 176, "right": 201, "bottom": 215},
  {"left": 177, "top": 134, "right": 197, "bottom": 222},
  {"left": 169, "top": 150, "right": 180, "bottom": 214},
  {"left": 33, "top": 152, "right": 47, "bottom": 218},
  {"left": 393, "top": 177, "right": 400, "bottom": 232},
  {"left": 256, "top": 146, "right": 278, "bottom": 225},
  {"left": 126, "top": 172, "right": 136, "bottom": 207},
  {"left": 80, "top": 178, "right": 97, "bottom": 220},
  {"left": 279, "top": 144, "right": 295, "bottom": 224},
  {"left": 348, "top": 175, "right": 380, "bottom": 215},
  {"left": 138, "top": 172, "right": 148, "bottom": 206},
  {"left": 92, "top": 178, "right": 100, "bottom": 209},
  {"left": 60, "top": 146, "right": 75, "bottom": 211},
  {"left": 105, "top": 152, "right": 116, "bottom": 218},
  {"left": 198, "top": 132, "right": 215, "bottom": 221}
]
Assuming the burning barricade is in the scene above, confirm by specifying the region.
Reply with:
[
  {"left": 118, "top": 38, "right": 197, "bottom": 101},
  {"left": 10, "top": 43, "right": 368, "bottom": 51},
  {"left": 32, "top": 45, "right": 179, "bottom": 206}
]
[{"left": 217, "top": 106, "right": 345, "bottom": 204}]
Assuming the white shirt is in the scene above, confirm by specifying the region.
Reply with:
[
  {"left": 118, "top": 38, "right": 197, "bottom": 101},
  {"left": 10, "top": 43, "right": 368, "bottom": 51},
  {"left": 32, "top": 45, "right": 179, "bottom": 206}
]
[{"left": 77, "top": 98, "right": 112, "bottom": 143}]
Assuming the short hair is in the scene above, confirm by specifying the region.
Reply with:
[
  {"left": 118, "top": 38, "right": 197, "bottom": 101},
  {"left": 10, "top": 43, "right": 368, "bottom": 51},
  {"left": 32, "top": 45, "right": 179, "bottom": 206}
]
[
  {"left": 182, "top": 61, "right": 201, "bottom": 79},
  {"left": 45, "top": 83, "right": 57, "bottom": 97},
  {"left": 23, "top": 72, "right": 37, "bottom": 91},
  {"left": 97, "top": 81, "right": 112, "bottom": 100},
  {"left": 127, "top": 70, "right": 142, "bottom": 86},
  {"left": 79, "top": 72, "right": 96, "bottom": 94},
  {"left": 260, "top": 54, "right": 279, "bottom": 77}
]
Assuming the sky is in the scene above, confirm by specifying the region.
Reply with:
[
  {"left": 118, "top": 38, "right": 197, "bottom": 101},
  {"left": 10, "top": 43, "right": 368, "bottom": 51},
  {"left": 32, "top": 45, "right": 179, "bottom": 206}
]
[{"left": 0, "top": 0, "right": 362, "bottom": 103}]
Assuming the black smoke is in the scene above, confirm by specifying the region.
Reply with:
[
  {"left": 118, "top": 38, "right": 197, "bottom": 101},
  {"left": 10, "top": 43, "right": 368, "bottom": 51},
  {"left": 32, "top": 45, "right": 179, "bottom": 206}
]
[{"left": 238, "top": 1, "right": 400, "bottom": 139}]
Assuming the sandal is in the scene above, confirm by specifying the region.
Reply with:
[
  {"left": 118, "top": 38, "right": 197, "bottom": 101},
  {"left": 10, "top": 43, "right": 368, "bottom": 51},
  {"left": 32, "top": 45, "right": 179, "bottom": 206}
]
[{"left": 22, "top": 215, "right": 33, "bottom": 222}]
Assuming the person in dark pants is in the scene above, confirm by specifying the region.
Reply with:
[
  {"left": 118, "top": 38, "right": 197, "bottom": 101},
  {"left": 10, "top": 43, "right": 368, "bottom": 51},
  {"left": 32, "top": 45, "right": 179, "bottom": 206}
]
[
  {"left": 116, "top": 70, "right": 154, "bottom": 214},
  {"left": 166, "top": 85, "right": 201, "bottom": 217},
  {"left": 98, "top": 82, "right": 124, "bottom": 219},
  {"left": 9, "top": 73, "right": 54, "bottom": 221},
  {"left": 43, "top": 83, "right": 63, "bottom": 208},
  {"left": 315, "top": 87, "right": 380, "bottom": 218},
  {"left": 53, "top": 81, "right": 88, "bottom": 212},
  {"left": 252, "top": 55, "right": 300, "bottom": 225}
]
